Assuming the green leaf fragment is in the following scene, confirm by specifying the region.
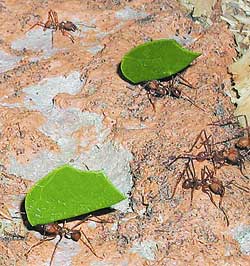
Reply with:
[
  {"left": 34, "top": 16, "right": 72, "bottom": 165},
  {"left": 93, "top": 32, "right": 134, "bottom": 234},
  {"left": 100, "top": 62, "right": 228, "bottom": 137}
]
[
  {"left": 121, "top": 39, "right": 201, "bottom": 83},
  {"left": 25, "top": 165, "right": 126, "bottom": 226}
]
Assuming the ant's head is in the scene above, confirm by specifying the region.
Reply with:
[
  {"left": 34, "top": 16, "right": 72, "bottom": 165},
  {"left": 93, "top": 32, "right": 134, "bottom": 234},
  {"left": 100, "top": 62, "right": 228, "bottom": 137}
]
[{"left": 70, "top": 230, "right": 81, "bottom": 241}]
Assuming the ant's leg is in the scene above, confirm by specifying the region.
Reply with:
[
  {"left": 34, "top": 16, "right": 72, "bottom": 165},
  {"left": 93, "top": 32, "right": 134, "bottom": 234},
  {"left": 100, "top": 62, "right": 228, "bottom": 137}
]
[
  {"left": 176, "top": 74, "right": 195, "bottom": 89},
  {"left": 202, "top": 133, "right": 215, "bottom": 156},
  {"left": 146, "top": 91, "right": 156, "bottom": 112},
  {"left": 70, "top": 216, "right": 91, "bottom": 230},
  {"left": 54, "top": 11, "right": 59, "bottom": 26},
  {"left": 165, "top": 155, "right": 191, "bottom": 169},
  {"left": 219, "top": 206, "right": 229, "bottom": 226},
  {"left": 48, "top": 9, "right": 54, "bottom": 19},
  {"left": 188, "top": 158, "right": 196, "bottom": 178},
  {"left": 202, "top": 186, "right": 229, "bottom": 226},
  {"left": 185, "top": 130, "right": 209, "bottom": 153},
  {"left": 202, "top": 165, "right": 213, "bottom": 180},
  {"left": 200, "top": 166, "right": 205, "bottom": 182},
  {"left": 190, "top": 187, "right": 195, "bottom": 207},
  {"left": 27, "top": 22, "right": 46, "bottom": 32},
  {"left": 167, "top": 172, "right": 183, "bottom": 200},
  {"left": 190, "top": 130, "right": 207, "bottom": 152},
  {"left": 167, "top": 166, "right": 187, "bottom": 200},
  {"left": 49, "top": 235, "right": 62, "bottom": 266},
  {"left": 47, "top": 10, "right": 57, "bottom": 26},
  {"left": 208, "top": 113, "right": 237, "bottom": 127},
  {"left": 168, "top": 158, "right": 194, "bottom": 200},
  {"left": 87, "top": 216, "right": 113, "bottom": 224},
  {"left": 218, "top": 191, "right": 225, "bottom": 210},
  {"left": 49, "top": 10, "right": 58, "bottom": 26},
  {"left": 178, "top": 90, "right": 205, "bottom": 112},
  {"left": 61, "top": 29, "right": 75, "bottom": 43},
  {"left": 209, "top": 149, "right": 220, "bottom": 174},
  {"left": 216, "top": 189, "right": 229, "bottom": 226},
  {"left": 51, "top": 31, "right": 54, "bottom": 49},
  {"left": 210, "top": 157, "right": 218, "bottom": 174},
  {"left": 201, "top": 186, "right": 218, "bottom": 208},
  {"left": 186, "top": 160, "right": 198, "bottom": 206},
  {"left": 25, "top": 236, "right": 56, "bottom": 257},
  {"left": 218, "top": 198, "right": 229, "bottom": 226},
  {"left": 208, "top": 136, "right": 225, "bottom": 172},
  {"left": 225, "top": 180, "right": 250, "bottom": 193},
  {"left": 80, "top": 230, "right": 103, "bottom": 259},
  {"left": 238, "top": 160, "right": 249, "bottom": 179},
  {"left": 173, "top": 75, "right": 205, "bottom": 112},
  {"left": 46, "top": 10, "right": 57, "bottom": 48}
]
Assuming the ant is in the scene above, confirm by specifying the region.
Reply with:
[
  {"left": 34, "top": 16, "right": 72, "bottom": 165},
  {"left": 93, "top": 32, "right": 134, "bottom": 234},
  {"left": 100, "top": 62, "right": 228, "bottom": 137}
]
[
  {"left": 167, "top": 159, "right": 229, "bottom": 225},
  {"left": 166, "top": 129, "right": 247, "bottom": 178},
  {"left": 142, "top": 74, "right": 205, "bottom": 112},
  {"left": 28, "top": 9, "right": 77, "bottom": 47},
  {"left": 25, "top": 215, "right": 106, "bottom": 266}
]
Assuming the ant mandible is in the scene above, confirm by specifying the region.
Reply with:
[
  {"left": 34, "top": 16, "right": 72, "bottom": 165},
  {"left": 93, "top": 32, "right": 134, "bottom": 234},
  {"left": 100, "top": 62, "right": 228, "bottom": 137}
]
[
  {"left": 25, "top": 216, "right": 104, "bottom": 266},
  {"left": 142, "top": 74, "right": 205, "bottom": 112},
  {"left": 28, "top": 9, "right": 77, "bottom": 47}
]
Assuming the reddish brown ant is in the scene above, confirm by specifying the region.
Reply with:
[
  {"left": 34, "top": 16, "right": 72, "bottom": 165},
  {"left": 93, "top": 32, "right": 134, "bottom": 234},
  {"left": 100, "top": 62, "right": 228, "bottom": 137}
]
[
  {"left": 28, "top": 9, "right": 77, "bottom": 47},
  {"left": 167, "top": 159, "right": 229, "bottom": 225},
  {"left": 166, "top": 129, "right": 247, "bottom": 178},
  {"left": 25, "top": 215, "right": 106, "bottom": 266},
  {"left": 142, "top": 74, "right": 205, "bottom": 112}
]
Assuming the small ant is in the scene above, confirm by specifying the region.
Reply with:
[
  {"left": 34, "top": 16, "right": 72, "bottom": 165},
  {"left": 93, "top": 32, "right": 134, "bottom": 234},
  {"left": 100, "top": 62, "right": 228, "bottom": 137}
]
[
  {"left": 28, "top": 9, "right": 77, "bottom": 47},
  {"left": 25, "top": 215, "right": 105, "bottom": 266},
  {"left": 142, "top": 74, "right": 205, "bottom": 112},
  {"left": 166, "top": 129, "right": 247, "bottom": 178},
  {"left": 167, "top": 159, "right": 229, "bottom": 225}
]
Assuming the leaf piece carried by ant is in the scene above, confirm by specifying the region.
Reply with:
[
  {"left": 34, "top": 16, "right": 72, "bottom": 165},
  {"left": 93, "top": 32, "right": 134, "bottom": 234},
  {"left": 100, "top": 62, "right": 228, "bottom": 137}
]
[
  {"left": 25, "top": 165, "right": 126, "bottom": 226},
  {"left": 121, "top": 39, "right": 201, "bottom": 84}
]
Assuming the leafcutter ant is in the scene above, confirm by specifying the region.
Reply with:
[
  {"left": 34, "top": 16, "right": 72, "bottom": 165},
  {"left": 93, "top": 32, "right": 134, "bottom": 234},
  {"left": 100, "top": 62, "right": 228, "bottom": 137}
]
[
  {"left": 25, "top": 215, "right": 108, "bottom": 266},
  {"left": 142, "top": 74, "right": 205, "bottom": 112},
  {"left": 28, "top": 9, "right": 77, "bottom": 47},
  {"left": 166, "top": 129, "right": 247, "bottom": 178},
  {"left": 167, "top": 159, "right": 229, "bottom": 225}
]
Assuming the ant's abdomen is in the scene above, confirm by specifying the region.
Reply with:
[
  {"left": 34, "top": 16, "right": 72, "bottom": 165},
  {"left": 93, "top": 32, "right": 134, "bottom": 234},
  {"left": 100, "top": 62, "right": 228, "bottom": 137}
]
[
  {"left": 62, "top": 21, "right": 77, "bottom": 32},
  {"left": 209, "top": 183, "right": 225, "bottom": 196},
  {"left": 71, "top": 230, "right": 81, "bottom": 241}
]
